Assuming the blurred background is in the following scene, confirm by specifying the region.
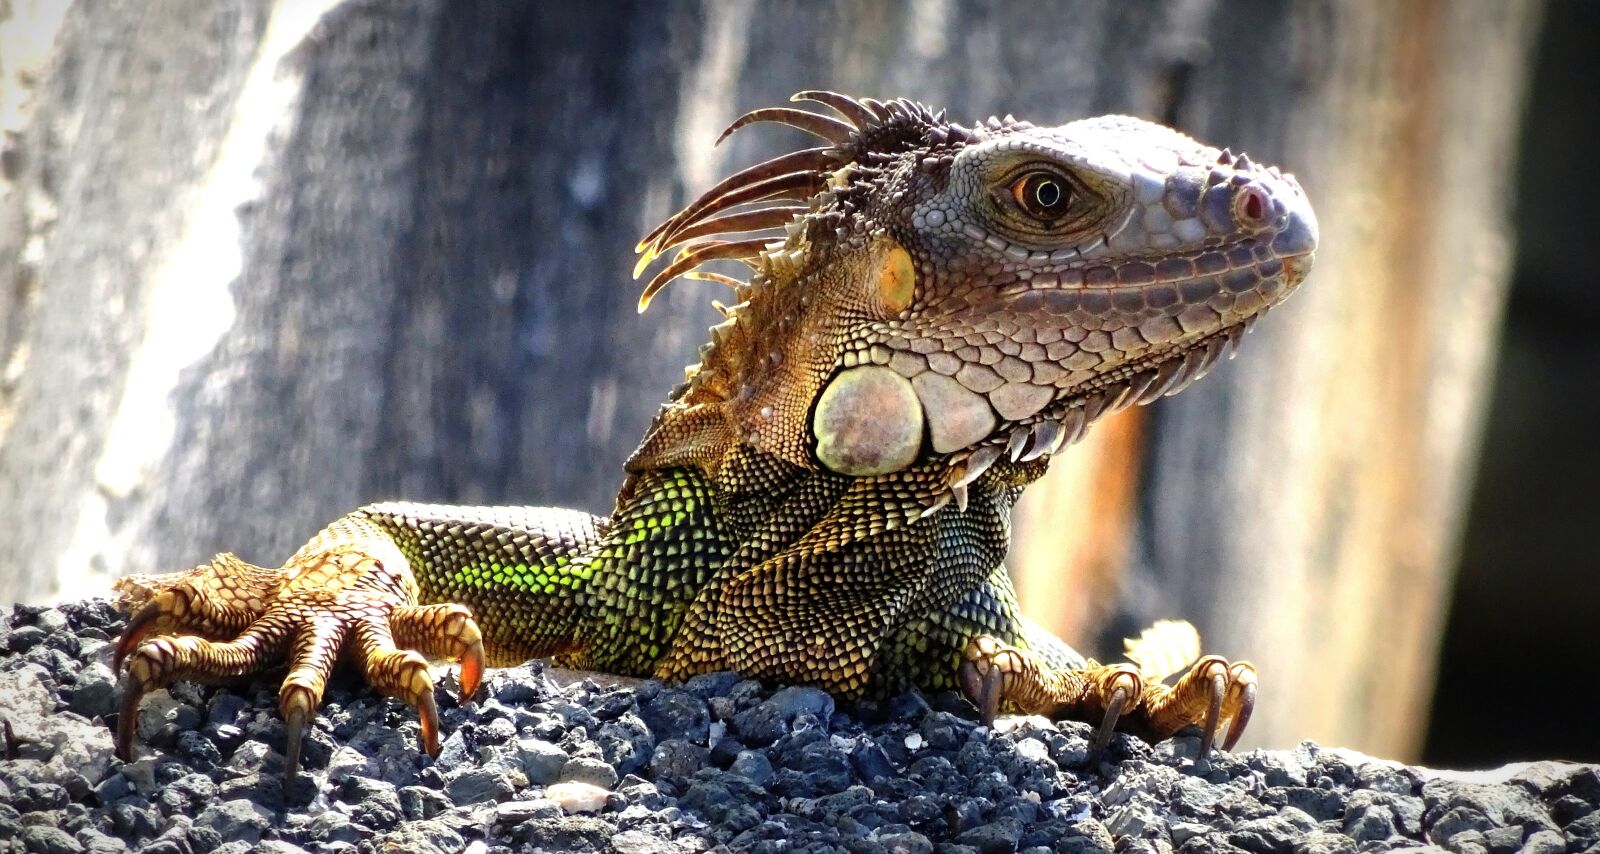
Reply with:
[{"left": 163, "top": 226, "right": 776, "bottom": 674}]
[{"left": 0, "top": 0, "right": 1591, "bottom": 767}]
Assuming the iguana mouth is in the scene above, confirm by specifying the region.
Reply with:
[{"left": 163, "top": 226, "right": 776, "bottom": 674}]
[
  {"left": 928, "top": 324, "right": 1245, "bottom": 514},
  {"left": 928, "top": 240, "right": 1319, "bottom": 511}
]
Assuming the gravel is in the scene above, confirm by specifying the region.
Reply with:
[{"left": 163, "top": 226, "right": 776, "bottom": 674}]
[{"left": 1, "top": 598, "right": 1596, "bottom": 853}]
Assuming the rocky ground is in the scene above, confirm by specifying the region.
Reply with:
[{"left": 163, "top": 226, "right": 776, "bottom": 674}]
[{"left": 0, "top": 600, "right": 1595, "bottom": 854}]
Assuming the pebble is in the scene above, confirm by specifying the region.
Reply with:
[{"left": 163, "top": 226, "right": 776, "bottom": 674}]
[
  {"left": 0, "top": 598, "right": 1593, "bottom": 853},
  {"left": 561, "top": 754, "right": 620, "bottom": 789},
  {"left": 444, "top": 767, "right": 514, "bottom": 805},
  {"left": 513, "top": 736, "right": 568, "bottom": 784},
  {"left": 194, "top": 799, "right": 273, "bottom": 844},
  {"left": 547, "top": 781, "right": 612, "bottom": 814}
]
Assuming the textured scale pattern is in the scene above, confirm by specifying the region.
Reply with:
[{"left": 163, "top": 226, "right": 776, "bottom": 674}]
[{"left": 110, "top": 92, "right": 1315, "bottom": 776}]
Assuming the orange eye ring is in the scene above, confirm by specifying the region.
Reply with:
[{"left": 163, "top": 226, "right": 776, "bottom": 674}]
[{"left": 1009, "top": 171, "right": 1074, "bottom": 221}]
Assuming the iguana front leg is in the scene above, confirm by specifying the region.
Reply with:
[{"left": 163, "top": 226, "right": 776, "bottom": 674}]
[
  {"left": 959, "top": 621, "right": 1258, "bottom": 758},
  {"left": 111, "top": 503, "right": 606, "bottom": 780}
]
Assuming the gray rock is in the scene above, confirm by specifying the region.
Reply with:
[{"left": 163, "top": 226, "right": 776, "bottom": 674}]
[
  {"left": 649, "top": 738, "right": 709, "bottom": 784},
  {"left": 616, "top": 774, "right": 666, "bottom": 810},
  {"left": 341, "top": 777, "right": 404, "bottom": 829},
  {"left": 1569, "top": 811, "right": 1600, "bottom": 840},
  {"left": 514, "top": 736, "right": 569, "bottom": 784},
  {"left": 156, "top": 773, "right": 217, "bottom": 817},
  {"left": 1430, "top": 805, "right": 1495, "bottom": 845},
  {"left": 1483, "top": 824, "right": 1525, "bottom": 853},
  {"left": 681, "top": 671, "right": 743, "bottom": 699},
  {"left": 561, "top": 755, "right": 620, "bottom": 789},
  {"left": 598, "top": 712, "right": 656, "bottom": 776},
  {"left": 768, "top": 686, "right": 835, "bottom": 723},
  {"left": 8, "top": 625, "right": 46, "bottom": 653},
  {"left": 1053, "top": 833, "right": 1114, "bottom": 854},
  {"left": 728, "top": 750, "right": 774, "bottom": 787},
  {"left": 510, "top": 814, "right": 618, "bottom": 849},
  {"left": 1445, "top": 829, "right": 1493, "bottom": 854},
  {"left": 639, "top": 689, "right": 711, "bottom": 744},
  {"left": 850, "top": 738, "right": 896, "bottom": 784},
  {"left": 1279, "top": 786, "right": 1345, "bottom": 822},
  {"left": 1169, "top": 821, "right": 1212, "bottom": 846},
  {"left": 33, "top": 609, "right": 69, "bottom": 635},
  {"left": 1511, "top": 761, "right": 1600, "bottom": 803},
  {"left": 324, "top": 745, "right": 380, "bottom": 782},
  {"left": 1341, "top": 802, "right": 1398, "bottom": 842},
  {"left": 305, "top": 811, "right": 361, "bottom": 844},
  {"left": 732, "top": 701, "right": 787, "bottom": 747},
  {"left": 1424, "top": 779, "right": 1559, "bottom": 836},
  {"left": 445, "top": 767, "right": 515, "bottom": 805},
  {"left": 399, "top": 784, "right": 453, "bottom": 820},
  {"left": 1294, "top": 832, "right": 1357, "bottom": 854},
  {"left": 67, "top": 664, "right": 117, "bottom": 719},
  {"left": 22, "top": 825, "right": 83, "bottom": 854},
  {"left": 370, "top": 819, "right": 464, "bottom": 854},
  {"left": 193, "top": 799, "right": 272, "bottom": 844},
  {"left": 1353, "top": 763, "right": 1414, "bottom": 796},
  {"left": 1229, "top": 813, "right": 1314, "bottom": 852},
  {"left": 109, "top": 801, "right": 160, "bottom": 839},
  {"left": 1552, "top": 794, "right": 1595, "bottom": 824},
  {"left": 958, "top": 817, "right": 1024, "bottom": 854},
  {"left": 610, "top": 828, "right": 670, "bottom": 853},
  {"left": 1519, "top": 829, "right": 1567, "bottom": 854},
  {"left": 174, "top": 730, "right": 221, "bottom": 771},
  {"left": 433, "top": 729, "right": 472, "bottom": 771},
  {"left": 495, "top": 797, "right": 561, "bottom": 824},
  {"left": 1105, "top": 802, "right": 1166, "bottom": 840},
  {"left": 881, "top": 830, "right": 935, "bottom": 854},
  {"left": 481, "top": 715, "right": 516, "bottom": 743},
  {"left": 73, "top": 828, "right": 127, "bottom": 854},
  {"left": 491, "top": 670, "right": 546, "bottom": 705}
]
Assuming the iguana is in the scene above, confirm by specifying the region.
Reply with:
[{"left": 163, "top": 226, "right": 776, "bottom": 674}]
[{"left": 108, "top": 92, "right": 1317, "bottom": 781}]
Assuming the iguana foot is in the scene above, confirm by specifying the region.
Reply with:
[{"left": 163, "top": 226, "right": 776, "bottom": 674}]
[
  {"left": 959, "top": 635, "right": 1144, "bottom": 760},
  {"left": 959, "top": 623, "right": 1255, "bottom": 761},
  {"left": 111, "top": 543, "right": 484, "bottom": 783}
]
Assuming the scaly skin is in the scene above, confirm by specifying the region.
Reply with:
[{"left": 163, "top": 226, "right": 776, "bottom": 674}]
[{"left": 111, "top": 92, "right": 1317, "bottom": 779}]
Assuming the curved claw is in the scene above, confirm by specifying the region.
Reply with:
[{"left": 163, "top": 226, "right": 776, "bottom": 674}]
[
  {"left": 1197, "top": 671, "right": 1227, "bottom": 759},
  {"left": 458, "top": 639, "right": 485, "bottom": 701},
  {"left": 977, "top": 665, "right": 1003, "bottom": 727},
  {"left": 279, "top": 682, "right": 320, "bottom": 786},
  {"left": 1089, "top": 685, "right": 1131, "bottom": 764},
  {"left": 956, "top": 658, "right": 1002, "bottom": 726},
  {"left": 1222, "top": 675, "right": 1257, "bottom": 752},
  {"left": 283, "top": 703, "right": 308, "bottom": 789},
  {"left": 114, "top": 674, "right": 143, "bottom": 762},
  {"left": 417, "top": 690, "right": 442, "bottom": 758},
  {"left": 113, "top": 598, "right": 172, "bottom": 673},
  {"left": 958, "top": 660, "right": 983, "bottom": 710}
]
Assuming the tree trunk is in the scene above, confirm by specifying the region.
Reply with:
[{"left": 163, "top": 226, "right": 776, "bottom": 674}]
[{"left": 0, "top": 0, "right": 1539, "bottom": 759}]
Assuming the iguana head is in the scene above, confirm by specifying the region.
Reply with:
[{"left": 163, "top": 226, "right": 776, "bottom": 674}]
[{"left": 629, "top": 92, "right": 1316, "bottom": 514}]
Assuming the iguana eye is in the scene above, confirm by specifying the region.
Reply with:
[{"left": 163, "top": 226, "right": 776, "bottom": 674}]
[{"left": 1009, "top": 171, "right": 1074, "bottom": 221}]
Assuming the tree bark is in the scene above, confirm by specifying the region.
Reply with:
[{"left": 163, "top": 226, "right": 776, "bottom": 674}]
[{"left": 0, "top": 0, "right": 1539, "bottom": 759}]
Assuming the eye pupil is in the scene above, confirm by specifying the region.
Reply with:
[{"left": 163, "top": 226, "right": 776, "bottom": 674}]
[
  {"left": 1034, "top": 179, "right": 1061, "bottom": 209},
  {"left": 1007, "top": 171, "right": 1075, "bottom": 222}
]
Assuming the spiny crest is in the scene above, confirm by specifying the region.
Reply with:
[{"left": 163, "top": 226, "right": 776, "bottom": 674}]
[{"left": 631, "top": 91, "right": 975, "bottom": 315}]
